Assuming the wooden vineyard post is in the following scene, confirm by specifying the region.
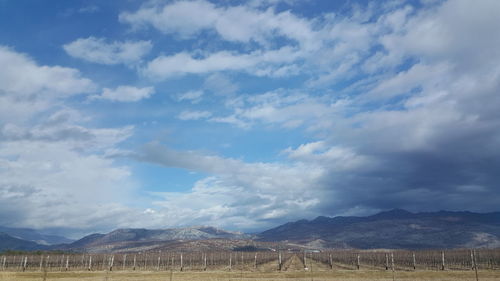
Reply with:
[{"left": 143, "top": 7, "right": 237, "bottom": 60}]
[
  {"left": 385, "top": 253, "right": 389, "bottom": 270},
  {"left": 88, "top": 256, "right": 92, "bottom": 271},
  {"left": 229, "top": 253, "right": 232, "bottom": 271},
  {"left": 304, "top": 251, "right": 307, "bottom": 269},
  {"left": 204, "top": 253, "right": 207, "bottom": 271},
  {"left": 329, "top": 253, "right": 333, "bottom": 269},
  {"left": 123, "top": 254, "right": 127, "bottom": 271},
  {"left": 110, "top": 255, "right": 114, "bottom": 271},
  {"left": 311, "top": 252, "right": 314, "bottom": 281},
  {"left": 471, "top": 250, "right": 475, "bottom": 270},
  {"left": 412, "top": 252, "right": 416, "bottom": 270},
  {"left": 157, "top": 251, "right": 161, "bottom": 271},
  {"left": 65, "top": 256, "right": 69, "bottom": 271},
  {"left": 46, "top": 256, "right": 50, "bottom": 271},
  {"left": 180, "top": 254, "right": 183, "bottom": 272},
  {"left": 310, "top": 253, "right": 314, "bottom": 281},
  {"left": 391, "top": 253, "right": 395, "bottom": 281},
  {"left": 356, "top": 254, "right": 360, "bottom": 270},
  {"left": 441, "top": 251, "right": 445, "bottom": 271},
  {"left": 2, "top": 256, "right": 6, "bottom": 271},
  {"left": 133, "top": 255, "right": 136, "bottom": 271},
  {"left": 278, "top": 252, "right": 282, "bottom": 271},
  {"left": 22, "top": 256, "right": 27, "bottom": 272},
  {"left": 472, "top": 249, "right": 479, "bottom": 281},
  {"left": 60, "top": 255, "right": 64, "bottom": 271},
  {"left": 254, "top": 253, "right": 257, "bottom": 269},
  {"left": 39, "top": 255, "right": 43, "bottom": 271}
]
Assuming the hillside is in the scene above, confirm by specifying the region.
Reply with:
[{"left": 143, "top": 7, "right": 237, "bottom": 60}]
[
  {"left": 0, "top": 226, "right": 72, "bottom": 245},
  {"left": 257, "top": 209, "right": 500, "bottom": 249},
  {"left": 63, "top": 226, "right": 253, "bottom": 253},
  {"left": 0, "top": 232, "right": 48, "bottom": 252}
]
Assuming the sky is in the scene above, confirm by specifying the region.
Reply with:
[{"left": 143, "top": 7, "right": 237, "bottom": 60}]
[{"left": 1, "top": 0, "right": 500, "bottom": 238}]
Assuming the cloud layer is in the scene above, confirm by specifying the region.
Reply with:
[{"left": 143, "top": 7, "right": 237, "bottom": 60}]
[
  {"left": 64, "top": 37, "right": 152, "bottom": 65},
  {"left": 2, "top": 0, "right": 500, "bottom": 235}
]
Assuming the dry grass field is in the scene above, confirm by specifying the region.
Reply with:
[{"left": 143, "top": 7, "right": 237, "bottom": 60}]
[{"left": 1, "top": 269, "right": 500, "bottom": 281}]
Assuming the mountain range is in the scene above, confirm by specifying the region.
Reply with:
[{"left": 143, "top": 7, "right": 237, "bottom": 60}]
[
  {"left": 59, "top": 226, "right": 252, "bottom": 253},
  {"left": 258, "top": 209, "right": 500, "bottom": 249},
  {"left": 1, "top": 209, "right": 500, "bottom": 253},
  {"left": 0, "top": 226, "right": 73, "bottom": 245}
]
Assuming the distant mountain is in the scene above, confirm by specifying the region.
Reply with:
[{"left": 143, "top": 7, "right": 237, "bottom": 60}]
[
  {"left": 257, "top": 209, "right": 500, "bottom": 249},
  {"left": 0, "top": 232, "right": 48, "bottom": 252},
  {"left": 3, "top": 210, "right": 500, "bottom": 253},
  {"left": 0, "top": 226, "right": 73, "bottom": 245},
  {"left": 64, "top": 226, "right": 252, "bottom": 253}
]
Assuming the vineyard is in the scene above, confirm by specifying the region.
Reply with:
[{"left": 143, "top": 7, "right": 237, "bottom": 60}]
[{"left": 1, "top": 249, "right": 499, "bottom": 273}]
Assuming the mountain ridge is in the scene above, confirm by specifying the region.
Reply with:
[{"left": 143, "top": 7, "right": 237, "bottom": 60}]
[
  {"left": 60, "top": 226, "right": 253, "bottom": 253},
  {"left": 0, "top": 232, "right": 49, "bottom": 252},
  {"left": 0, "top": 226, "right": 73, "bottom": 245},
  {"left": 2, "top": 209, "right": 500, "bottom": 253},
  {"left": 257, "top": 209, "right": 500, "bottom": 249}
]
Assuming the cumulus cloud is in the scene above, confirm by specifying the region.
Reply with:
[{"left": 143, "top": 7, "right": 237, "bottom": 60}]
[
  {"left": 134, "top": 0, "right": 500, "bottom": 228},
  {"left": 0, "top": 46, "right": 95, "bottom": 99},
  {"left": 4, "top": 0, "right": 500, "bottom": 235},
  {"left": 91, "top": 85, "right": 155, "bottom": 102},
  {"left": 63, "top": 37, "right": 152, "bottom": 65},
  {"left": 119, "top": 0, "right": 317, "bottom": 49},
  {"left": 0, "top": 47, "right": 143, "bottom": 236},
  {"left": 134, "top": 143, "right": 325, "bottom": 229},
  {"left": 127, "top": 0, "right": 402, "bottom": 82},
  {"left": 0, "top": 46, "right": 96, "bottom": 122}
]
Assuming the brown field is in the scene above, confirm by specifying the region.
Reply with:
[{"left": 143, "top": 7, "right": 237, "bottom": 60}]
[{"left": 1, "top": 269, "right": 500, "bottom": 281}]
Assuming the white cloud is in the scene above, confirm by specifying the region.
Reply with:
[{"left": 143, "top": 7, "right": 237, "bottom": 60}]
[
  {"left": 0, "top": 46, "right": 95, "bottom": 122},
  {"left": 208, "top": 90, "right": 339, "bottom": 130},
  {"left": 136, "top": 143, "right": 326, "bottom": 229},
  {"left": 4, "top": 0, "right": 500, "bottom": 234},
  {"left": 63, "top": 37, "right": 152, "bottom": 65},
  {"left": 144, "top": 0, "right": 500, "bottom": 224},
  {"left": 123, "top": 0, "right": 330, "bottom": 80},
  {"left": 120, "top": 0, "right": 220, "bottom": 38},
  {"left": 177, "top": 90, "right": 205, "bottom": 104},
  {"left": 0, "top": 113, "right": 139, "bottom": 232},
  {"left": 0, "top": 46, "right": 95, "bottom": 99},
  {"left": 142, "top": 47, "right": 301, "bottom": 79},
  {"left": 0, "top": 46, "right": 145, "bottom": 235},
  {"left": 130, "top": 0, "right": 397, "bottom": 82},
  {"left": 177, "top": 110, "right": 212, "bottom": 121},
  {"left": 91, "top": 85, "right": 155, "bottom": 102},
  {"left": 120, "top": 0, "right": 318, "bottom": 49},
  {"left": 203, "top": 73, "right": 238, "bottom": 96},
  {"left": 78, "top": 5, "right": 100, "bottom": 14}
]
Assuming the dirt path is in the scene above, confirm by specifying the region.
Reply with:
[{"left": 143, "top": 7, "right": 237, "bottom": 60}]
[{"left": 282, "top": 254, "right": 305, "bottom": 271}]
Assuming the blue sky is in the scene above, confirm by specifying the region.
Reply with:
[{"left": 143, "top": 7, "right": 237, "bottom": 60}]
[{"left": 1, "top": 0, "right": 500, "bottom": 238}]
